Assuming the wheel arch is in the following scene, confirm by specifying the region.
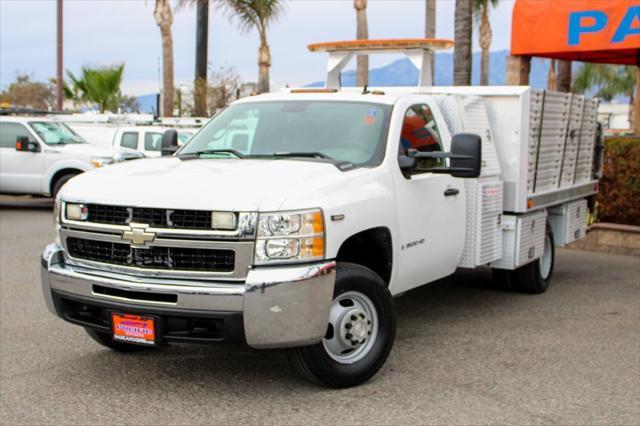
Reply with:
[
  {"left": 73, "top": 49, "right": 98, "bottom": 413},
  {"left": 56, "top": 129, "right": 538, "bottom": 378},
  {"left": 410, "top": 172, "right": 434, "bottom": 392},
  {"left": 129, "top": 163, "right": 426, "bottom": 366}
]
[
  {"left": 336, "top": 227, "right": 393, "bottom": 285},
  {"left": 49, "top": 167, "right": 84, "bottom": 195}
]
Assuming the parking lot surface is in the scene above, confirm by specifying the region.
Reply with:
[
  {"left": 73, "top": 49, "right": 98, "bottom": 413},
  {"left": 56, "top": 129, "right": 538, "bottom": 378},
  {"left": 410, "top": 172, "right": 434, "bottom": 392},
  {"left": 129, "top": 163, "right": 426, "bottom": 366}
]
[{"left": 1, "top": 198, "right": 639, "bottom": 425}]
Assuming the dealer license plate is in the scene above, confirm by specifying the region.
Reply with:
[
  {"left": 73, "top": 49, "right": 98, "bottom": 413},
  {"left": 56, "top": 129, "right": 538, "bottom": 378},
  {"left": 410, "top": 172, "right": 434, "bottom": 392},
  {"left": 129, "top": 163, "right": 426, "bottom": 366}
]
[{"left": 111, "top": 313, "right": 156, "bottom": 346}]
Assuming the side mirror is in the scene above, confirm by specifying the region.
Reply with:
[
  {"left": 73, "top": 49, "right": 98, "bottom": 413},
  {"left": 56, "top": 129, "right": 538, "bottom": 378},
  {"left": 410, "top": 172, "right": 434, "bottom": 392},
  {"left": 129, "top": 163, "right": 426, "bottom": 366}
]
[
  {"left": 398, "top": 154, "right": 417, "bottom": 171},
  {"left": 406, "top": 133, "right": 482, "bottom": 178},
  {"left": 449, "top": 133, "right": 482, "bottom": 178},
  {"left": 161, "top": 129, "right": 179, "bottom": 156},
  {"left": 15, "top": 136, "right": 39, "bottom": 152}
]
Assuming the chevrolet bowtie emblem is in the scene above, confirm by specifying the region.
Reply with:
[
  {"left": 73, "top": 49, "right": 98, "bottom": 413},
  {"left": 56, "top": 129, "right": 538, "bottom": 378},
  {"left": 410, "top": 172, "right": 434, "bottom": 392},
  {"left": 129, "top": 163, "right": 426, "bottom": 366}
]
[{"left": 122, "top": 223, "right": 155, "bottom": 246}]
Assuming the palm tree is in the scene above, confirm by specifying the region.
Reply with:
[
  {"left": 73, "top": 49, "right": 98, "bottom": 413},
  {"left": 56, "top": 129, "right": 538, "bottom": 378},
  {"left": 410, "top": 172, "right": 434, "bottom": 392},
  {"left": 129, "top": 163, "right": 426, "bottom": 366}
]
[
  {"left": 66, "top": 65, "right": 125, "bottom": 113},
  {"left": 557, "top": 60, "right": 572, "bottom": 93},
  {"left": 178, "top": 0, "right": 209, "bottom": 116},
  {"left": 454, "top": 0, "right": 472, "bottom": 86},
  {"left": 425, "top": 0, "right": 436, "bottom": 82},
  {"left": 222, "top": 0, "right": 285, "bottom": 94},
  {"left": 547, "top": 59, "right": 557, "bottom": 91},
  {"left": 573, "top": 64, "right": 638, "bottom": 131},
  {"left": 154, "top": 0, "right": 174, "bottom": 117},
  {"left": 472, "top": 0, "right": 497, "bottom": 86},
  {"left": 354, "top": 0, "right": 368, "bottom": 87}
]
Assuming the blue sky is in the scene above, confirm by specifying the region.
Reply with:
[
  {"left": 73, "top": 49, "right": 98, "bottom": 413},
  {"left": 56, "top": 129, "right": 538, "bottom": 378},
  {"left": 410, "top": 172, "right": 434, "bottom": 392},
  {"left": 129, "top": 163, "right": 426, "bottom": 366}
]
[{"left": 0, "top": 0, "right": 515, "bottom": 95}]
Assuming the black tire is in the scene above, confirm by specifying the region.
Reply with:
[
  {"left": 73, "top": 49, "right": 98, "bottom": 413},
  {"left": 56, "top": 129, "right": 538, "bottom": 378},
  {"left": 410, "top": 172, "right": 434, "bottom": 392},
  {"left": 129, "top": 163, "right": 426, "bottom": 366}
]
[
  {"left": 287, "top": 262, "right": 396, "bottom": 388},
  {"left": 51, "top": 173, "right": 78, "bottom": 199},
  {"left": 84, "top": 328, "right": 155, "bottom": 353},
  {"left": 492, "top": 224, "right": 555, "bottom": 294},
  {"left": 492, "top": 268, "right": 516, "bottom": 292}
]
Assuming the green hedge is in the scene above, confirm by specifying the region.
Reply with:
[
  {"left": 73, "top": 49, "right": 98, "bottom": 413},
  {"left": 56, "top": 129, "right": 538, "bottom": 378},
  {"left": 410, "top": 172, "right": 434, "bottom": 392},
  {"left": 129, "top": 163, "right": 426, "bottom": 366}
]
[{"left": 596, "top": 137, "right": 640, "bottom": 226}]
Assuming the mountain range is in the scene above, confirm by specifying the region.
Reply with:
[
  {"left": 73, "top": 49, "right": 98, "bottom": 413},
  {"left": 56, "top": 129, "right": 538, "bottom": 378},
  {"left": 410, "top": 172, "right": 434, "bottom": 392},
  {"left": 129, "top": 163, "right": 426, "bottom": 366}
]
[{"left": 307, "top": 50, "right": 571, "bottom": 88}]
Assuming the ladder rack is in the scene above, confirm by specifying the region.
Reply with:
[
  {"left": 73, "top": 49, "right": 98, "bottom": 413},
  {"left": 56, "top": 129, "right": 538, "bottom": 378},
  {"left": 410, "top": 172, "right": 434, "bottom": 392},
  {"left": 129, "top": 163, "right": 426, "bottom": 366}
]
[{"left": 307, "top": 38, "right": 454, "bottom": 89}]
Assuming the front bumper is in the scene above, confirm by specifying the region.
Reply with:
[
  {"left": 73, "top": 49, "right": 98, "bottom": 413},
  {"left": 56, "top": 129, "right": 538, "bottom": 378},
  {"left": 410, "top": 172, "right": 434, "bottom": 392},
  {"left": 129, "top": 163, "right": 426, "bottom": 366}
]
[{"left": 41, "top": 243, "right": 336, "bottom": 349}]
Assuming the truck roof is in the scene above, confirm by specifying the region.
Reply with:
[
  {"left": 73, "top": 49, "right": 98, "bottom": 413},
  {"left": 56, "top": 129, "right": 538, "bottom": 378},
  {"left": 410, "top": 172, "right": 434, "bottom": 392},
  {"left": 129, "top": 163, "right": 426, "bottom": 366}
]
[
  {"left": 234, "top": 90, "right": 405, "bottom": 106},
  {"left": 233, "top": 85, "right": 535, "bottom": 107},
  {"left": 0, "top": 115, "right": 59, "bottom": 124}
]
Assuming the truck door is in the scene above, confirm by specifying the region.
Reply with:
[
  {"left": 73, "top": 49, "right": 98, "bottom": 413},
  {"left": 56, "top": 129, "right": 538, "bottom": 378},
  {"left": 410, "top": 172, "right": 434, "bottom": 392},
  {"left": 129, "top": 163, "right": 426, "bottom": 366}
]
[
  {"left": 391, "top": 102, "right": 466, "bottom": 293},
  {"left": 0, "top": 122, "right": 44, "bottom": 194},
  {"left": 143, "top": 131, "right": 164, "bottom": 157}
]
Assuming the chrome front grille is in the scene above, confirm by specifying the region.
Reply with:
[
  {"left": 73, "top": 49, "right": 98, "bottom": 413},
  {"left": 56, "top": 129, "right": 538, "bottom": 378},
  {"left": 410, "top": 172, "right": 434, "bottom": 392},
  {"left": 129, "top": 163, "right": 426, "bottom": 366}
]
[
  {"left": 86, "top": 204, "right": 216, "bottom": 230},
  {"left": 59, "top": 206, "right": 257, "bottom": 281},
  {"left": 66, "top": 237, "right": 236, "bottom": 272}
]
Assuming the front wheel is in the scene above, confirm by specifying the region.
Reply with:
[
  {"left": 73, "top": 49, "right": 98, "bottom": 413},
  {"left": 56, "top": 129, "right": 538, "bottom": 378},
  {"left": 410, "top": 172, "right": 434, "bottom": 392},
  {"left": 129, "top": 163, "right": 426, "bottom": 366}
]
[
  {"left": 288, "top": 262, "right": 396, "bottom": 388},
  {"left": 51, "top": 173, "right": 78, "bottom": 199}
]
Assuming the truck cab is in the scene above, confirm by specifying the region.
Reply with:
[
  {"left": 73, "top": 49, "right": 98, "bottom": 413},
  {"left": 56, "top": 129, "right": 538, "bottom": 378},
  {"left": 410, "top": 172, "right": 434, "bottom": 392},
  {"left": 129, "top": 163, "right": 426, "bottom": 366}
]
[
  {"left": 40, "top": 40, "right": 600, "bottom": 388},
  {"left": 112, "top": 126, "right": 196, "bottom": 158},
  {"left": 0, "top": 115, "right": 124, "bottom": 198}
]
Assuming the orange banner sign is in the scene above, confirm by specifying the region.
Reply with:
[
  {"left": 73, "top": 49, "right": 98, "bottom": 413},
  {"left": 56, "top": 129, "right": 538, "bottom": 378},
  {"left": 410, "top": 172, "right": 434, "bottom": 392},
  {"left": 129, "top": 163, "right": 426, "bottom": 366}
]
[{"left": 511, "top": 0, "right": 639, "bottom": 64}]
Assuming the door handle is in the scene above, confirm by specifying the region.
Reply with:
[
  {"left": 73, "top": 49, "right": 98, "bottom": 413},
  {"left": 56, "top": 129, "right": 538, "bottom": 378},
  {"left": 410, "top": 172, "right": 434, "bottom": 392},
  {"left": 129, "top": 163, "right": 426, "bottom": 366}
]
[{"left": 444, "top": 188, "right": 460, "bottom": 197}]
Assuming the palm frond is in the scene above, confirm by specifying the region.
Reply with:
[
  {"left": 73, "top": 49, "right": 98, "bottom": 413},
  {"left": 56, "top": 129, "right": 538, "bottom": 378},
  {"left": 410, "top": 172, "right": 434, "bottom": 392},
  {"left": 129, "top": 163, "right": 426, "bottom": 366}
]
[
  {"left": 220, "top": 0, "right": 285, "bottom": 35},
  {"left": 572, "top": 63, "right": 636, "bottom": 100},
  {"left": 472, "top": 0, "right": 498, "bottom": 21}
]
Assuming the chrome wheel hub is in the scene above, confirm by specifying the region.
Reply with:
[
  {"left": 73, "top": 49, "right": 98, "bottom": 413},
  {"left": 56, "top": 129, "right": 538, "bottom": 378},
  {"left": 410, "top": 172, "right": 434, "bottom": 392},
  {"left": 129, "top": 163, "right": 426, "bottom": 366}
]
[
  {"left": 323, "top": 291, "right": 378, "bottom": 364},
  {"left": 339, "top": 309, "right": 372, "bottom": 347}
]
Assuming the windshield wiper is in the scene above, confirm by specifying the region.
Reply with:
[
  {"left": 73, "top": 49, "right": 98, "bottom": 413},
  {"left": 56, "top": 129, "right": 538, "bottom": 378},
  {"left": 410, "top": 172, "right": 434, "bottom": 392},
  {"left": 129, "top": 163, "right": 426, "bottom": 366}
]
[
  {"left": 181, "top": 149, "right": 245, "bottom": 158},
  {"left": 62, "top": 137, "right": 82, "bottom": 144},
  {"left": 268, "top": 151, "right": 355, "bottom": 171},
  {"left": 270, "top": 152, "right": 333, "bottom": 160}
]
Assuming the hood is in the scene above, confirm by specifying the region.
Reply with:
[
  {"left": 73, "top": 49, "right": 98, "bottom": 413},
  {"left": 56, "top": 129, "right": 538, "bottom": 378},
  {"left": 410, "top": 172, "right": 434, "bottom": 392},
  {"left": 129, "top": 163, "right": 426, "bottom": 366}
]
[
  {"left": 60, "top": 157, "right": 345, "bottom": 211},
  {"left": 47, "top": 143, "right": 115, "bottom": 158}
]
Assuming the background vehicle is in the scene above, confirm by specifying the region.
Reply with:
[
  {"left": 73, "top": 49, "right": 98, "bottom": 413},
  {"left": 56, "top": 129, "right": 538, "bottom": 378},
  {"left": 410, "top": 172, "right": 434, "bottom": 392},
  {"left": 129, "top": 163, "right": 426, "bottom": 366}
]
[
  {"left": 67, "top": 122, "right": 198, "bottom": 157},
  {"left": 40, "top": 40, "right": 601, "bottom": 388},
  {"left": 109, "top": 126, "right": 196, "bottom": 157},
  {"left": 0, "top": 115, "right": 129, "bottom": 198}
]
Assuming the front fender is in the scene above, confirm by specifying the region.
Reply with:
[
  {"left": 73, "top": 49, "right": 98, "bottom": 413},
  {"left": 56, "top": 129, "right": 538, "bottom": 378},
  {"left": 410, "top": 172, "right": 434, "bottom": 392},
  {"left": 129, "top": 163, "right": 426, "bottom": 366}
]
[
  {"left": 278, "top": 166, "right": 399, "bottom": 286},
  {"left": 42, "top": 160, "right": 93, "bottom": 195}
]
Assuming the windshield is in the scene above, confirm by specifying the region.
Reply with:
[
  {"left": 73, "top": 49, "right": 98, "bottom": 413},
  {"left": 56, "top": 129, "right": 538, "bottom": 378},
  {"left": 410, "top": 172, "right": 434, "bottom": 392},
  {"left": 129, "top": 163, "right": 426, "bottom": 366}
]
[
  {"left": 178, "top": 131, "right": 192, "bottom": 145},
  {"left": 179, "top": 101, "right": 391, "bottom": 166},
  {"left": 29, "top": 121, "right": 87, "bottom": 145}
]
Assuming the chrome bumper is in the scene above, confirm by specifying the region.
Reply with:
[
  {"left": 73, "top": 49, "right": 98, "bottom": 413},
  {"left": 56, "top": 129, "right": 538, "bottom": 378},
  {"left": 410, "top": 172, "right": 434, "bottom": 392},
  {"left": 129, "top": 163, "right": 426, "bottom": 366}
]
[{"left": 41, "top": 243, "right": 336, "bottom": 349}]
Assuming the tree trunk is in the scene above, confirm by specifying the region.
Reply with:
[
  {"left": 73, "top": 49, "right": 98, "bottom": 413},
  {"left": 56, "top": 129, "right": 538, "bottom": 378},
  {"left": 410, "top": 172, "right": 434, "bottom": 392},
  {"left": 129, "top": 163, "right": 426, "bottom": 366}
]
[
  {"left": 556, "top": 60, "right": 572, "bottom": 93},
  {"left": 354, "top": 0, "right": 368, "bottom": 87},
  {"left": 478, "top": 5, "right": 492, "bottom": 86},
  {"left": 506, "top": 55, "right": 530, "bottom": 85},
  {"left": 154, "top": 0, "right": 174, "bottom": 117},
  {"left": 425, "top": 0, "right": 436, "bottom": 83},
  {"left": 454, "top": 0, "right": 472, "bottom": 86},
  {"left": 633, "top": 67, "right": 639, "bottom": 135},
  {"left": 194, "top": 0, "right": 208, "bottom": 117},
  {"left": 258, "top": 34, "right": 271, "bottom": 94},
  {"left": 547, "top": 59, "right": 557, "bottom": 91}
]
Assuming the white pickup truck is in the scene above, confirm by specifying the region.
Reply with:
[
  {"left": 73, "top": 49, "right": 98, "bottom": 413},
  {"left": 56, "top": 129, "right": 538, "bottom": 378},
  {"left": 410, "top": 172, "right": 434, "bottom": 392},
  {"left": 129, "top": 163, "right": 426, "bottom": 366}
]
[
  {"left": 0, "top": 115, "right": 132, "bottom": 198},
  {"left": 41, "top": 40, "right": 602, "bottom": 388},
  {"left": 68, "top": 124, "right": 196, "bottom": 157}
]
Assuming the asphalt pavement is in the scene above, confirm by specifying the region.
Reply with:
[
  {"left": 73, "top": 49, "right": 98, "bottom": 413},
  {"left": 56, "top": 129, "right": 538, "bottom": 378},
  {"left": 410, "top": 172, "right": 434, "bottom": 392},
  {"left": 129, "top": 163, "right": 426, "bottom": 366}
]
[{"left": 1, "top": 197, "right": 639, "bottom": 425}]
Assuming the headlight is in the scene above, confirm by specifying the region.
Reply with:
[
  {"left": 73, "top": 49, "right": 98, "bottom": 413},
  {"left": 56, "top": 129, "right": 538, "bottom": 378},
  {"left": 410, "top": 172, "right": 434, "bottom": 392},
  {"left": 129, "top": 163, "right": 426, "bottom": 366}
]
[
  {"left": 53, "top": 198, "right": 62, "bottom": 245},
  {"left": 255, "top": 209, "right": 325, "bottom": 265},
  {"left": 91, "top": 157, "right": 115, "bottom": 168},
  {"left": 65, "top": 203, "right": 88, "bottom": 221},
  {"left": 53, "top": 198, "right": 61, "bottom": 225}
]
